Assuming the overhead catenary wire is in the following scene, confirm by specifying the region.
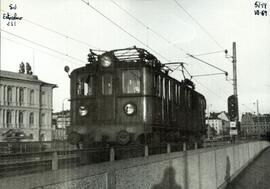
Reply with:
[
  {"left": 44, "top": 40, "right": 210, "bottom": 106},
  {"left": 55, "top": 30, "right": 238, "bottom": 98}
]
[
  {"left": 1, "top": 29, "right": 87, "bottom": 65},
  {"left": 79, "top": 0, "right": 170, "bottom": 61},
  {"left": 3, "top": 2, "right": 231, "bottom": 101},
  {"left": 173, "top": 0, "right": 224, "bottom": 50},
  {"left": 2, "top": 36, "right": 82, "bottom": 66},
  {"left": 193, "top": 78, "right": 228, "bottom": 99},
  {"left": 192, "top": 50, "right": 225, "bottom": 57},
  {"left": 108, "top": 1, "right": 230, "bottom": 77},
  {"left": 109, "top": 0, "right": 188, "bottom": 54},
  {"left": 192, "top": 72, "right": 226, "bottom": 78},
  {"left": 0, "top": 4, "right": 234, "bottom": 69},
  {"left": 170, "top": 64, "right": 231, "bottom": 101},
  {"left": 172, "top": 63, "right": 231, "bottom": 99},
  {"left": 111, "top": 0, "right": 227, "bottom": 59},
  {"left": 187, "top": 53, "right": 228, "bottom": 75},
  {"left": 0, "top": 9, "right": 102, "bottom": 51},
  {"left": 110, "top": 0, "right": 170, "bottom": 44},
  {"left": 87, "top": 0, "right": 229, "bottom": 104}
]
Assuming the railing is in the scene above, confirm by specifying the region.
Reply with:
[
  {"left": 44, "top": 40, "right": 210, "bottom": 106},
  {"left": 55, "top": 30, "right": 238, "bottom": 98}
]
[{"left": 0, "top": 139, "right": 261, "bottom": 177}]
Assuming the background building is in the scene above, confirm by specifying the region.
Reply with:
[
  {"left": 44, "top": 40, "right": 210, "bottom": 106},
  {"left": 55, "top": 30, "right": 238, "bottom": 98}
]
[
  {"left": 52, "top": 110, "right": 70, "bottom": 140},
  {"left": 241, "top": 113, "right": 270, "bottom": 138},
  {"left": 206, "top": 111, "right": 230, "bottom": 139},
  {"left": 0, "top": 65, "right": 56, "bottom": 142}
]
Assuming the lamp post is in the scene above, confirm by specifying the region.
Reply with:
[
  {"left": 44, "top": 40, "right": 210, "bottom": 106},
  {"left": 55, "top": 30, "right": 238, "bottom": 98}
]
[{"left": 61, "top": 98, "right": 69, "bottom": 129}]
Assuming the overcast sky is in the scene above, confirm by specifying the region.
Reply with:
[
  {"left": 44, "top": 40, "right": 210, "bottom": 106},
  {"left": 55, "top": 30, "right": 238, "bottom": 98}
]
[{"left": 1, "top": 0, "right": 269, "bottom": 115}]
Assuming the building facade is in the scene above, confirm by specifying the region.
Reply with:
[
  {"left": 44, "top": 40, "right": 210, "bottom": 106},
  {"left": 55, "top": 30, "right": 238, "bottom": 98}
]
[
  {"left": 241, "top": 113, "right": 270, "bottom": 138},
  {"left": 52, "top": 110, "right": 69, "bottom": 140},
  {"left": 206, "top": 111, "right": 230, "bottom": 138},
  {"left": 0, "top": 69, "right": 56, "bottom": 142}
]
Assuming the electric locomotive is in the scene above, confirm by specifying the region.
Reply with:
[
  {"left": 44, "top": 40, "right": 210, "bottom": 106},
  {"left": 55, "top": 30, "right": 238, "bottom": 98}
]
[{"left": 65, "top": 47, "right": 206, "bottom": 147}]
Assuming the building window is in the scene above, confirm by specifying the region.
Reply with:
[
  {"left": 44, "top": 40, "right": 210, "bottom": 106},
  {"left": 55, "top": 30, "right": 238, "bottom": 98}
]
[
  {"left": 29, "top": 112, "right": 34, "bottom": 125},
  {"left": 122, "top": 70, "right": 140, "bottom": 94},
  {"left": 102, "top": 74, "right": 113, "bottom": 95},
  {"left": 40, "top": 133, "right": 45, "bottom": 141},
  {"left": 30, "top": 90, "right": 34, "bottom": 105},
  {"left": 7, "top": 87, "right": 12, "bottom": 104},
  {"left": 41, "top": 91, "right": 46, "bottom": 106},
  {"left": 19, "top": 88, "right": 24, "bottom": 105},
  {"left": 6, "top": 110, "right": 12, "bottom": 127},
  {"left": 41, "top": 113, "right": 46, "bottom": 125},
  {"left": 19, "top": 111, "right": 24, "bottom": 127}
]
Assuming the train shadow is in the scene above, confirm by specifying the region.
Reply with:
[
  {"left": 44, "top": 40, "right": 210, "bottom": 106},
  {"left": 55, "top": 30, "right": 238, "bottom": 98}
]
[{"left": 151, "top": 167, "right": 182, "bottom": 189}]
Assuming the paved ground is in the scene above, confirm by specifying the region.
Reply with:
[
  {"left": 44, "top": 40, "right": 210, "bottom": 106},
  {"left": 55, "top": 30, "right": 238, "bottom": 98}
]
[{"left": 227, "top": 147, "right": 270, "bottom": 189}]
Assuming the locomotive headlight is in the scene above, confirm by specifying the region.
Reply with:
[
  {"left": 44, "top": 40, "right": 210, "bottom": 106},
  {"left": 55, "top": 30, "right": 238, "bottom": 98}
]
[
  {"left": 100, "top": 55, "right": 112, "bottom": 67},
  {"left": 79, "top": 106, "right": 88, "bottom": 116},
  {"left": 124, "top": 103, "right": 136, "bottom": 115}
]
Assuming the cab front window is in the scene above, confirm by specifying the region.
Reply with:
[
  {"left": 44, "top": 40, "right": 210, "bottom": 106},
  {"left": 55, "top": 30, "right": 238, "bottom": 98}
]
[
  {"left": 122, "top": 70, "right": 141, "bottom": 94},
  {"left": 102, "top": 74, "right": 113, "bottom": 95}
]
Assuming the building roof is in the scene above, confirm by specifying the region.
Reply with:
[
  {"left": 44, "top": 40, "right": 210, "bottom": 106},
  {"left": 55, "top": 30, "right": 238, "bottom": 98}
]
[
  {"left": 0, "top": 70, "right": 57, "bottom": 88},
  {"left": 209, "top": 112, "right": 220, "bottom": 119},
  {"left": 207, "top": 111, "right": 229, "bottom": 121}
]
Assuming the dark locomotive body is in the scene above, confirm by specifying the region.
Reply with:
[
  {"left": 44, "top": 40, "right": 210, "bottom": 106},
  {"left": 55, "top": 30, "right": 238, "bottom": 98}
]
[{"left": 67, "top": 47, "right": 206, "bottom": 146}]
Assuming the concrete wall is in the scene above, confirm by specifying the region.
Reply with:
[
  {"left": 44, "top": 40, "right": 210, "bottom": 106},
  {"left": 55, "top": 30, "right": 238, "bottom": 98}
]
[{"left": 1, "top": 141, "right": 269, "bottom": 189}]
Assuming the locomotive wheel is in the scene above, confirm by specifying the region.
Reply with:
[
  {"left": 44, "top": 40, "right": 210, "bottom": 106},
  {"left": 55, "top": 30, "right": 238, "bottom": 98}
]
[{"left": 117, "top": 130, "right": 130, "bottom": 145}]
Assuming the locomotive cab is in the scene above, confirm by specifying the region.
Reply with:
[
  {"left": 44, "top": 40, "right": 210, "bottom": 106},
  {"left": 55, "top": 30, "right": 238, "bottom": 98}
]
[{"left": 67, "top": 48, "right": 161, "bottom": 146}]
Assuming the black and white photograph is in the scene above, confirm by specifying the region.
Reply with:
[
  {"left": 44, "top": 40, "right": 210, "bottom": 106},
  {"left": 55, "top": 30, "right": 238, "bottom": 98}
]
[{"left": 0, "top": 0, "right": 270, "bottom": 188}]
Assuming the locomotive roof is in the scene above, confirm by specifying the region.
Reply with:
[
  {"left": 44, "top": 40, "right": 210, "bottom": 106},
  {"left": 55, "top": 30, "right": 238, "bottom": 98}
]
[
  {"left": 109, "top": 47, "right": 160, "bottom": 64},
  {"left": 70, "top": 47, "right": 205, "bottom": 98},
  {"left": 71, "top": 47, "right": 162, "bottom": 73}
]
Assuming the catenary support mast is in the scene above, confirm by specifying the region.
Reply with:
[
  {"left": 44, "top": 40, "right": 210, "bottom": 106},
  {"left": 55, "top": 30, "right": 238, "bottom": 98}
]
[{"left": 232, "top": 42, "right": 239, "bottom": 122}]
